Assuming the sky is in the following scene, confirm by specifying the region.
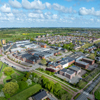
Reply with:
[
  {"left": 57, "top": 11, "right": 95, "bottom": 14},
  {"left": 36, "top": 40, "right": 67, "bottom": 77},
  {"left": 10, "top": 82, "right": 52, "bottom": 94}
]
[{"left": 0, "top": 0, "right": 100, "bottom": 28}]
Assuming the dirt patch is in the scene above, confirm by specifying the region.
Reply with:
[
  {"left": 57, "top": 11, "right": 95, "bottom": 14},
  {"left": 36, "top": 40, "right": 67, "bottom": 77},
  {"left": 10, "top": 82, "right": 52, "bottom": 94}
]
[{"left": 0, "top": 72, "right": 6, "bottom": 84}]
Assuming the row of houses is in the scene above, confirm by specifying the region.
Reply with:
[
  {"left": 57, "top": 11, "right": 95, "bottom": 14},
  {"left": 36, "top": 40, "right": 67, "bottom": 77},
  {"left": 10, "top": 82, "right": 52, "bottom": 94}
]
[{"left": 35, "top": 35, "right": 97, "bottom": 45}]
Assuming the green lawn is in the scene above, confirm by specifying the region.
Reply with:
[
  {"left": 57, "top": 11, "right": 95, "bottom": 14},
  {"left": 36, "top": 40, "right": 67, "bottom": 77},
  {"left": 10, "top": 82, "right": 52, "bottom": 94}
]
[
  {"left": 3, "top": 76, "right": 11, "bottom": 84},
  {"left": 0, "top": 62, "right": 7, "bottom": 78},
  {"left": 94, "top": 86, "right": 100, "bottom": 100},
  {"left": 10, "top": 84, "right": 42, "bottom": 100}
]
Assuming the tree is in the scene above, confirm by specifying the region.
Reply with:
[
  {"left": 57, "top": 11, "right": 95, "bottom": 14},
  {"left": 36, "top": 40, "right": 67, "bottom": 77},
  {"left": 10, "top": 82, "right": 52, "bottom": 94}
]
[
  {"left": 22, "top": 77, "right": 27, "bottom": 81},
  {"left": 33, "top": 77, "right": 38, "bottom": 83},
  {"left": 41, "top": 59, "right": 47, "bottom": 66},
  {"left": 3, "top": 67, "right": 14, "bottom": 76},
  {"left": 2, "top": 82, "right": 19, "bottom": 96},
  {"left": 57, "top": 89, "right": 66, "bottom": 98},
  {"left": 18, "top": 81, "right": 28, "bottom": 90},
  {"left": 47, "top": 81, "right": 54, "bottom": 92},
  {"left": 25, "top": 72, "right": 31, "bottom": 79},
  {"left": 26, "top": 79, "right": 32, "bottom": 86},
  {"left": 53, "top": 83, "right": 61, "bottom": 93},
  {"left": 11, "top": 73, "right": 17, "bottom": 79},
  {"left": 31, "top": 72, "right": 38, "bottom": 78},
  {"left": 38, "top": 77, "right": 42, "bottom": 84}
]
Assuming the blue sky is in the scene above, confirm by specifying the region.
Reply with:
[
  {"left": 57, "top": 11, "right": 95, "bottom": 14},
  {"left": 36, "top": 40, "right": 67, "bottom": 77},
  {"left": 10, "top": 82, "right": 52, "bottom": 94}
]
[{"left": 0, "top": 0, "right": 100, "bottom": 27}]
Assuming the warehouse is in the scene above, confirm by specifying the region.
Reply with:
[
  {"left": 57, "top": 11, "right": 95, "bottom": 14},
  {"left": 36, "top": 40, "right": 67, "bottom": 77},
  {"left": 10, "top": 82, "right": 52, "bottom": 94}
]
[
  {"left": 75, "top": 60, "right": 89, "bottom": 69},
  {"left": 82, "top": 58, "right": 95, "bottom": 65},
  {"left": 59, "top": 68, "right": 75, "bottom": 79},
  {"left": 10, "top": 47, "right": 25, "bottom": 53}
]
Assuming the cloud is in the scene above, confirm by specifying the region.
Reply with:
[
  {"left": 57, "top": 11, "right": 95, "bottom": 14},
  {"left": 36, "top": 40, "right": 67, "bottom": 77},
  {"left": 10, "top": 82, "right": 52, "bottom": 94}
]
[
  {"left": 52, "top": 14, "right": 58, "bottom": 19},
  {"left": 53, "top": 3, "right": 74, "bottom": 13},
  {"left": 6, "top": 13, "right": 14, "bottom": 17},
  {"left": 66, "top": 0, "right": 94, "bottom": 2},
  {"left": 22, "top": 0, "right": 45, "bottom": 10},
  {"left": 79, "top": 7, "right": 100, "bottom": 16},
  {"left": 9, "top": 0, "right": 22, "bottom": 8},
  {"left": 45, "top": 2, "right": 51, "bottom": 9},
  {"left": 0, "top": 4, "right": 11, "bottom": 13},
  {"left": 28, "top": 13, "right": 44, "bottom": 19}
]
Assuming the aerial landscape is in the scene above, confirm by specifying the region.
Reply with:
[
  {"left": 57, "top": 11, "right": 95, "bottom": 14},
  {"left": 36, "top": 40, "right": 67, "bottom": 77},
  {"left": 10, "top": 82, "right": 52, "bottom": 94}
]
[{"left": 0, "top": 0, "right": 100, "bottom": 100}]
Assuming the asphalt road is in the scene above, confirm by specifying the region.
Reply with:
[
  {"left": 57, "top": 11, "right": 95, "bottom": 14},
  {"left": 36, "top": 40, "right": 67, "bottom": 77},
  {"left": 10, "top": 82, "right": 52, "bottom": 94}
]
[{"left": 76, "top": 75, "right": 100, "bottom": 100}]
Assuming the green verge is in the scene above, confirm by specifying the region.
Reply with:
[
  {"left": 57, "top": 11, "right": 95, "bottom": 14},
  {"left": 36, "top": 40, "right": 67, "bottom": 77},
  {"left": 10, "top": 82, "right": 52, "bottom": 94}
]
[
  {"left": 74, "top": 93, "right": 81, "bottom": 99},
  {"left": 10, "top": 84, "right": 42, "bottom": 100},
  {"left": 0, "top": 62, "right": 7, "bottom": 78}
]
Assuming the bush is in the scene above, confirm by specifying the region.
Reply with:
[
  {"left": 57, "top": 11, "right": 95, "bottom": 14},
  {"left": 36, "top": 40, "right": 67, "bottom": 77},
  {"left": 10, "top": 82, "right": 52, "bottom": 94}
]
[
  {"left": 18, "top": 81, "right": 28, "bottom": 90},
  {"left": 11, "top": 73, "right": 17, "bottom": 79},
  {"left": 22, "top": 77, "right": 27, "bottom": 81},
  {"left": 3, "top": 67, "right": 14, "bottom": 76}
]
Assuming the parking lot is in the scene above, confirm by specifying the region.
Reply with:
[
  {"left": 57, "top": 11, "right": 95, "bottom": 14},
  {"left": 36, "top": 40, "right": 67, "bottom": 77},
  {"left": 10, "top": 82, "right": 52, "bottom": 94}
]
[{"left": 87, "top": 63, "right": 98, "bottom": 71}]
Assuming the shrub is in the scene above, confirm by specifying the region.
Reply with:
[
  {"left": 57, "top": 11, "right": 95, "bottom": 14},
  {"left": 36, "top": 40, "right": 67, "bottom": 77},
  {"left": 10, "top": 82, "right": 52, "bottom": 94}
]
[
  {"left": 3, "top": 67, "right": 14, "bottom": 76},
  {"left": 18, "top": 81, "right": 28, "bottom": 90}
]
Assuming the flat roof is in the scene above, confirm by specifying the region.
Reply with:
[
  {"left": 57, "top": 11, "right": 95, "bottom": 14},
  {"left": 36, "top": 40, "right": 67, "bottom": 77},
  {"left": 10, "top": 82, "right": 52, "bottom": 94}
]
[
  {"left": 69, "top": 66, "right": 81, "bottom": 71},
  {"left": 76, "top": 60, "right": 89, "bottom": 65},
  {"left": 61, "top": 68, "right": 75, "bottom": 75},
  {"left": 83, "top": 58, "right": 94, "bottom": 61}
]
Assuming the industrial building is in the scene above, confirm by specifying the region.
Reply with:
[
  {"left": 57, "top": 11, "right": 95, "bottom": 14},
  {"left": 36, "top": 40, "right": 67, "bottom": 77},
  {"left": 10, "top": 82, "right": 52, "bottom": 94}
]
[
  {"left": 75, "top": 60, "right": 89, "bottom": 69},
  {"left": 82, "top": 58, "right": 95, "bottom": 65},
  {"left": 68, "top": 66, "right": 81, "bottom": 75},
  {"left": 59, "top": 68, "right": 75, "bottom": 79}
]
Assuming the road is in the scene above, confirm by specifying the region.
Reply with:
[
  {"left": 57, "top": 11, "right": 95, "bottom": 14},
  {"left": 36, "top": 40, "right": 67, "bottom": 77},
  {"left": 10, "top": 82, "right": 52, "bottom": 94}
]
[{"left": 76, "top": 75, "right": 100, "bottom": 100}]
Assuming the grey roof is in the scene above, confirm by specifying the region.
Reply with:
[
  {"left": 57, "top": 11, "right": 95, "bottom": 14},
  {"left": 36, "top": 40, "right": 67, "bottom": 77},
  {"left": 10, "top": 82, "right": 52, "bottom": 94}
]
[
  {"left": 3, "top": 45, "right": 10, "bottom": 51},
  {"left": 21, "top": 53, "right": 32, "bottom": 58},
  {"left": 50, "top": 62, "right": 61, "bottom": 67},
  {"left": 60, "top": 61, "right": 68, "bottom": 65},
  {"left": 33, "top": 90, "right": 47, "bottom": 100},
  {"left": 76, "top": 60, "right": 89, "bottom": 65},
  {"left": 83, "top": 58, "right": 94, "bottom": 61},
  {"left": 61, "top": 68, "right": 75, "bottom": 75},
  {"left": 69, "top": 66, "right": 81, "bottom": 72},
  {"left": 60, "top": 57, "right": 75, "bottom": 63}
]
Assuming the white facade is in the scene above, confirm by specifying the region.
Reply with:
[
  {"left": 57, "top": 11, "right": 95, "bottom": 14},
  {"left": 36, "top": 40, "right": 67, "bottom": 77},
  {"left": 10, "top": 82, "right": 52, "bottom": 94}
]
[{"left": 62, "top": 63, "right": 69, "bottom": 68}]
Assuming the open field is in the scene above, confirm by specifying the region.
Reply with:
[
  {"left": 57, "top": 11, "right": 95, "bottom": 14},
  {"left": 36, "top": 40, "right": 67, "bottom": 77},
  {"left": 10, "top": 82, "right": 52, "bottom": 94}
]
[{"left": 10, "top": 84, "right": 42, "bottom": 100}]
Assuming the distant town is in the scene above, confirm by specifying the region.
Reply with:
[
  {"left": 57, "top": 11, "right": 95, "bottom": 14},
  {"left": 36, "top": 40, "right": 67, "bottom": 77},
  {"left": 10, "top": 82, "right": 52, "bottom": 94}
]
[{"left": 0, "top": 28, "right": 100, "bottom": 100}]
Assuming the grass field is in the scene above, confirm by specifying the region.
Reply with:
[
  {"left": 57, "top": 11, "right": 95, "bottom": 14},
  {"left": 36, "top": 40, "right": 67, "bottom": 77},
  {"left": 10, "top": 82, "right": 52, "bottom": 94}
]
[
  {"left": 3, "top": 76, "right": 11, "bottom": 84},
  {"left": 10, "top": 84, "right": 42, "bottom": 100},
  {"left": 0, "top": 62, "right": 7, "bottom": 78},
  {"left": 94, "top": 85, "right": 100, "bottom": 100}
]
